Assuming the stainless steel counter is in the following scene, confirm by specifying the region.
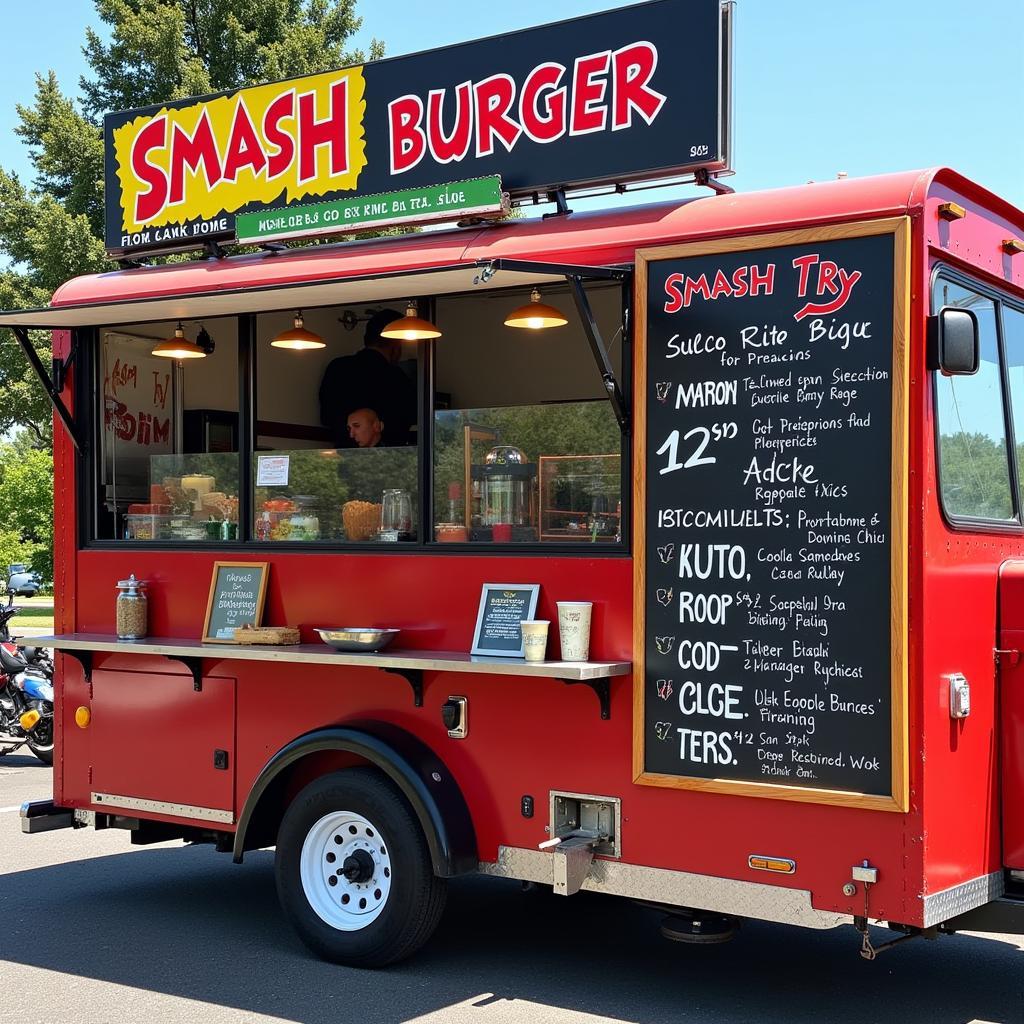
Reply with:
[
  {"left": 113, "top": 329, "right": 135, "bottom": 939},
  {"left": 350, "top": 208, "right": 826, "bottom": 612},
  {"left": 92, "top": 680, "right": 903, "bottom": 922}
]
[{"left": 36, "top": 633, "right": 631, "bottom": 718}]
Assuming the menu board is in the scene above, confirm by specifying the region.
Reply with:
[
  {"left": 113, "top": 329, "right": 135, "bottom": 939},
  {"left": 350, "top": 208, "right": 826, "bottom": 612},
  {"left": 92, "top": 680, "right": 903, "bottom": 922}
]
[
  {"left": 472, "top": 584, "right": 540, "bottom": 657},
  {"left": 635, "top": 223, "right": 908, "bottom": 810},
  {"left": 203, "top": 562, "right": 269, "bottom": 643}
]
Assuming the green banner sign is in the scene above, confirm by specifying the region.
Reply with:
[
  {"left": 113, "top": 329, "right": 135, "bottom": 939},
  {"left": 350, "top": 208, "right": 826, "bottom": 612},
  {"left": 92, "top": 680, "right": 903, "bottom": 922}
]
[{"left": 236, "top": 176, "right": 506, "bottom": 243}]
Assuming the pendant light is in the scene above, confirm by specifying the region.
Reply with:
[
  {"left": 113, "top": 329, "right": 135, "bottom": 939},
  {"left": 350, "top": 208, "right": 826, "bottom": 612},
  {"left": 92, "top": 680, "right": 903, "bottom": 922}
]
[
  {"left": 152, "top": 322, "right": 207, "bottom": 359},
  {"left": 380, "top": 301, "right": 442, "bottom": 341},
  {"left": 271, "top": 310, "right": 325, "bottom": 350},
  {"left": 504, "top": 288, "right": 568, "bottom": 330}
]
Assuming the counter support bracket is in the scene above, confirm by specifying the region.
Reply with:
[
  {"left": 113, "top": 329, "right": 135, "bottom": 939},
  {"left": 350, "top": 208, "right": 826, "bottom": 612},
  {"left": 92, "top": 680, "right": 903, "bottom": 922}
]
[
  {"left": 381, "top": 667, "right": 424, "bottom": 707},
  {"left": 58, "top": 649, "right": 92, "bottom": 684},
  {"left": 559, "top": 676, "right": 611, "bottom": 720},
  {"left": 166, "top": 655, "right": 203, "bottom": 691}
]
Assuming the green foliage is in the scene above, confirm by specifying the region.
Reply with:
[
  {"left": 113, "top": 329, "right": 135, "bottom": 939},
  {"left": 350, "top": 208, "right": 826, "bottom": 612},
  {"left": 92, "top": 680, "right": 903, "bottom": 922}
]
[
  {"left": 938, "top": 431, "right": 1016, "bottom": 520},
  {"left": 80, "top": 0, "right": 382, "bottom": 119},
  {"left": 0, "top": 435, "right": 55, "bottom": 580}
]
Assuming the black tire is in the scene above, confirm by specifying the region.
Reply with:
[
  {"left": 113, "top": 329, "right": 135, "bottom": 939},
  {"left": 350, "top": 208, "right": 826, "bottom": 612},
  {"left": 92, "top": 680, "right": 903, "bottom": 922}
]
[
  {"left": 27, "top": 714, "right": 53, "bottom": 765},
  {"left": 27, "top": 738, "right": 53, "bottom": 766},
  {"left": 275, "top": 767, "right": 446, "bottom": 968}
]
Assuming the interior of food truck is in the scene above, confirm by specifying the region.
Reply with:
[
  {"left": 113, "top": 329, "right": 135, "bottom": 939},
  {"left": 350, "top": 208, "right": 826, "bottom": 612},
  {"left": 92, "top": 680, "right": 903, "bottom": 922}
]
[{"left": 89, "top": 277, "right": 627, "bottom": 549}]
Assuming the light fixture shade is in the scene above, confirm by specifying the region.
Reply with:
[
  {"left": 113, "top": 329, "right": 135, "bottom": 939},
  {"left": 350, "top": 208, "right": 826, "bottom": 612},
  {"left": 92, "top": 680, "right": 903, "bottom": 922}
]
[
  {"left": 271, "top": 312, "right": 325, "bottom": 350},
  {"left": 380, "top": 301, "right": 442, "bottom": 341},
  {"left": 152, "top": 323, "right": 207, "bottom": 359},
  {"left": 504, "top": 289, "right": 568, "bottom": 329}
]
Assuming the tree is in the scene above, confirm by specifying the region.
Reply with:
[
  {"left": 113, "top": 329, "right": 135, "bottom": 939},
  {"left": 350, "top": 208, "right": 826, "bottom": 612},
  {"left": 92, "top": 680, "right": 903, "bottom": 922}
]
[
  {"left": 0, "top": 0, "right": 381, "bottom": 442},
  {"left": 0, "top": 433, "right": 55, "bottom": 580}
]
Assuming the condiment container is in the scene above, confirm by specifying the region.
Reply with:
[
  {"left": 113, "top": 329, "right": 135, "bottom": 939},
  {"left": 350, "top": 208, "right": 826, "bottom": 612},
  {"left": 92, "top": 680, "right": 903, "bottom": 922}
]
[{"left": 116, "top": 574, "right": 148, "bottom": 640}]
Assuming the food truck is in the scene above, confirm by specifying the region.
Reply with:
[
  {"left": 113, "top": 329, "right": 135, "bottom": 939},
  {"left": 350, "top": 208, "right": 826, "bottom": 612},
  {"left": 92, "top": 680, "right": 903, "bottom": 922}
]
[{"left": 10, "top": 0, "right": 1024, "bottom": 966}]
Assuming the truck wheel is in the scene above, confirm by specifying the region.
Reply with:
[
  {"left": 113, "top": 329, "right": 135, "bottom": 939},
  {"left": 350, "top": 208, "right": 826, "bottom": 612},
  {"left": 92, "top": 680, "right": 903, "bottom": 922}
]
[{"left": 275, "top": 767, "right": 447, "bottom": 967}]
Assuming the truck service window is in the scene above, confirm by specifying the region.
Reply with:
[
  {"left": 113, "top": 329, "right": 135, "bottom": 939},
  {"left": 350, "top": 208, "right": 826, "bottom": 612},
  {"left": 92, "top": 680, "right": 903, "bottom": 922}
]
[
  {"left": 432, "top": 283, "right": 624, "bottom": 545},
  {"left": 933, "top": 278, "right": 1013, "bottom": 522},
  {"left": 95, "top": 318, "right": 240, "bottom": 541},
  {"left": 253, "top": 305, "right": 419, "bottom": 544}
]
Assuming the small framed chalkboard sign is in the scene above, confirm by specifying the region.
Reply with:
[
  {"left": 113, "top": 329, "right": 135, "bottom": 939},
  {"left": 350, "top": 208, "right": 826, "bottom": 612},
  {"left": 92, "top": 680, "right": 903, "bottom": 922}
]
[
  {"left": 203, "top": 562, "right": 270, "bottom": 643},
  {"left": 634, "top": 219, "right": 910, "bottom": 812},
  {"left": 471, "top": 583, "right": 540, "bottom": 657}
]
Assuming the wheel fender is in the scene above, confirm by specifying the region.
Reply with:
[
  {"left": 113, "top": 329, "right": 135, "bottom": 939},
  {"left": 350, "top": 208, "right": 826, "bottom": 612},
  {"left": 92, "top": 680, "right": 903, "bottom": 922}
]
[{"left": 233, "top": 722, "right": 477, "bottom": 877}]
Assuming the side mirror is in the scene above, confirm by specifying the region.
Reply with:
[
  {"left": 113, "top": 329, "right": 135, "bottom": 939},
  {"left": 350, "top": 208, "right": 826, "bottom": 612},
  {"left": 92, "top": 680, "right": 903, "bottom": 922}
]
[{"left": 929, "top": 307, "right": 980, "bottom": 375}]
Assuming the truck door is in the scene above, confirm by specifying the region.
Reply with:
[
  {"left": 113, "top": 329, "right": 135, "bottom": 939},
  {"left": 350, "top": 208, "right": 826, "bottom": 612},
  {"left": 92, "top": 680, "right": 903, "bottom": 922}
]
[{"left": 999, "top": 561, "right": 1024, "bottom": 868}]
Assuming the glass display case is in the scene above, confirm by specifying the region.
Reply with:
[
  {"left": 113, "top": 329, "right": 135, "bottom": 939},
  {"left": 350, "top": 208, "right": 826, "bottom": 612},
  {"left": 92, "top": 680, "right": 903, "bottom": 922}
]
[{"left": 538, "top": 454, "right": 621, "bottom": 542}]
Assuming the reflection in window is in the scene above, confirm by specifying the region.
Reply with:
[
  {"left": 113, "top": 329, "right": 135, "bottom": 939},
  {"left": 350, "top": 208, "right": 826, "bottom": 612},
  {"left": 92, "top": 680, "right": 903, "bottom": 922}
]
[
  {"left": 98, "top": 321, "right": 240, "bottom": 541},
  {"left": 933, "top": 280, "right": 1012, "bottom": 520},
  {"left": 253, "top": 447, "right": 418, "bottom": 543},
  {"left": 432, "top": 282, "right": 624, "bottom": 544},
  {"left": 434, "top": 404, "right": 621, "bottom": 543}
]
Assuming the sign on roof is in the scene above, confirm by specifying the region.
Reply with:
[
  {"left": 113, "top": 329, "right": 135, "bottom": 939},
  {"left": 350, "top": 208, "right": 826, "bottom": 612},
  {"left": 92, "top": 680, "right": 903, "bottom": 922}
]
[{"left": 103, "top": 0, "right": 731, "bottom": 258}]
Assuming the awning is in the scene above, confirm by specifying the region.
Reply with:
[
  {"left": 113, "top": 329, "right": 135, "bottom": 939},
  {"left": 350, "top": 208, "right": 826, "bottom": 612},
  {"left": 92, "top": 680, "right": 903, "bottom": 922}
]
[
  {"left": 0, "top": 258, "right": 629, "bottom": 454},
  {"left": 0, "top": 258, "right": 625, "bottom": 331}
]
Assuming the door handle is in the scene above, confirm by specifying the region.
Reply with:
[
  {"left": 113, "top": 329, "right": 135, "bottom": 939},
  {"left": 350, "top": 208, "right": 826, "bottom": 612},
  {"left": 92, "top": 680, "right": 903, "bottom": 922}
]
[{"left": 995, "top": 648, "right": 1021, "bottom": 666}]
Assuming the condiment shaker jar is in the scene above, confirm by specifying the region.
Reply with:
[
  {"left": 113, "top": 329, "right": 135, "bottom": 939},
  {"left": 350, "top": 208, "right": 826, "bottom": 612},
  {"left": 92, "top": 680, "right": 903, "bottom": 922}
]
[{"left": 116, "top": 574, "right": 148, "bottom": 640}]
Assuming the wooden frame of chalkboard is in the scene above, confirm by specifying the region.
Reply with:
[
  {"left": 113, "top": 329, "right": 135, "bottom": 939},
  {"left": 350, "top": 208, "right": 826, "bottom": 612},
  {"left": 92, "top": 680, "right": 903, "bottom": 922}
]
[
  {"left": 202, "top": 561, "right": 270, "bottom": 643},
  {"left": 632, "top": 218, "right": 910, "bottom": 812}
]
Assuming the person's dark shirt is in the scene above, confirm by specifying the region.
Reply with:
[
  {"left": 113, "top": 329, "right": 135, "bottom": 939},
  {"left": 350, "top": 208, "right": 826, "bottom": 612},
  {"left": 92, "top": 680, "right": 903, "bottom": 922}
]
[{"left": 319, "top": 346, "right": 416, "bottom": 447}]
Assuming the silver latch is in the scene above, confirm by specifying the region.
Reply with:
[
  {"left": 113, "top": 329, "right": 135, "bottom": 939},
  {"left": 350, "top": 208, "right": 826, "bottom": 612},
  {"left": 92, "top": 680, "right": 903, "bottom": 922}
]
[
  {"left": 852, "top": 861, "right": 878, "bottom": 884},
  {"left": 948, "top": 673, "right": 971, "bottom": 719}
]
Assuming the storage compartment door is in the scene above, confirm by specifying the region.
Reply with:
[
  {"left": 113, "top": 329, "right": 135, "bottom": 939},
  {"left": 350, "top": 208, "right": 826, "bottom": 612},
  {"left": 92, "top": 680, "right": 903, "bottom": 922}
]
[{"left": 90, "top": 669, "right": 236, "bottom": 821}]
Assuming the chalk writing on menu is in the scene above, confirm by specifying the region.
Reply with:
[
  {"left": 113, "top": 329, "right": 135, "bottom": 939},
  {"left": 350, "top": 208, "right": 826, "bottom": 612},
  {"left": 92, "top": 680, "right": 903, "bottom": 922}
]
[
  {"left": 472, "top": 584, "right": 540, "bottom": 656},
  {"left": 207, "top": 564, "right": 267, "bottom": 640},
  {"left": 643, "top": 232, "right": 898, "bottom": 798}
]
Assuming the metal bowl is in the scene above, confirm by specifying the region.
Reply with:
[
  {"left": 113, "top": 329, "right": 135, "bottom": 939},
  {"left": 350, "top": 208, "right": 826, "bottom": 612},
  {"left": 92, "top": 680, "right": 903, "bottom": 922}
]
[{"left": 315, "top": 627, "right": 400, "bottom": 653}]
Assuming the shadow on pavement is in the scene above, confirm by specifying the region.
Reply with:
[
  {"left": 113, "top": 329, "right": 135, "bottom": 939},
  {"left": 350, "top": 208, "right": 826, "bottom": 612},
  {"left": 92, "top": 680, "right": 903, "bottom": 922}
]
[{"left": 2, "top": 843, "right": 1023, "bottom": 1024}]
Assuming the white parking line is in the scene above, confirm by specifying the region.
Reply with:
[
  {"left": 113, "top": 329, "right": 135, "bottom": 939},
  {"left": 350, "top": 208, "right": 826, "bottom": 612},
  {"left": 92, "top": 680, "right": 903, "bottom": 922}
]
[{"left": 0, "top": 805, "right": 22, "bottom": 813}]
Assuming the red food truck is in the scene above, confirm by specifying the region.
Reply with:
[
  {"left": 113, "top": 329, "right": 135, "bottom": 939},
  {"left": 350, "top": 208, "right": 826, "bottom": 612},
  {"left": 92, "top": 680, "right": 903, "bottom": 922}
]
[{"left": 9, "top": 0, "right": 1024, "bottom": 967}]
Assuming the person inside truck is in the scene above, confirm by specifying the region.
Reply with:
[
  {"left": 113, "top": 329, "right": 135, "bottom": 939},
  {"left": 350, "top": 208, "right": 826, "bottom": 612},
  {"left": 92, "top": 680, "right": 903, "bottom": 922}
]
[
  {"left": 346, "top": 407, "right": 385, "bottom": 448},
  {"left": 319, "top": 309, "right": 417, "bottom": 447}
]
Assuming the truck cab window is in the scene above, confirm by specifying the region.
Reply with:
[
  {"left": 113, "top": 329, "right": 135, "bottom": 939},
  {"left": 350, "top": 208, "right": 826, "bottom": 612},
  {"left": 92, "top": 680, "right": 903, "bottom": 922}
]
[
  {"left": 1002, "top": 304, "right": 1024, "bottom": 512},
  {"left": 933, "top": 279, "right": 1013, "bottom": 521},
  {"left": 433, "top": 283, "right": 624, "bottom": 544},
  {"left": 97, "top": 320, "right": 240, "bottom": 541},
  {"left": 254, "top": 306, "right": 419, "bottom": 543}
]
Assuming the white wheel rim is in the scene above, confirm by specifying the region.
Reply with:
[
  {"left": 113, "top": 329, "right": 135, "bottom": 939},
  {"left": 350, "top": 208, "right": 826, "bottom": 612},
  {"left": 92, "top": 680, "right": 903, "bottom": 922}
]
[{"left": 299, "top": 811, "right": 392, "bottom": 931}]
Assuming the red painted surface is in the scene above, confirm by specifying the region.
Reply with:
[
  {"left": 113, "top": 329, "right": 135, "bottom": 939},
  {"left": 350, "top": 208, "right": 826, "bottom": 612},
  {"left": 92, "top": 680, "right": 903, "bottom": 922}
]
[
  {"left": 47, "top": 167, "right": 1024, "bottom": 929},
  {"left": 90, "top": 670, "right": 236, "bottom": 812},
  {"left": 998, "top": 564, "right": 1024, "bottom": 868}
]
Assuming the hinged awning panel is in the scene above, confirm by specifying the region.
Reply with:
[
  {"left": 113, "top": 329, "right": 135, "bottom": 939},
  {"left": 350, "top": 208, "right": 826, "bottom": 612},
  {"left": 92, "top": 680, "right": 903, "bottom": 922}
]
[{"left": 0, "top": 261, "right": 623, "bottom": 331}]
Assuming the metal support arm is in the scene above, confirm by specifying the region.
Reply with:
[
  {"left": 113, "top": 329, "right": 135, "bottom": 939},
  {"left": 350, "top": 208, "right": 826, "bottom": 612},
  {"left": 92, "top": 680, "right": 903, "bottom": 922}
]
[
  {"left": 10, "top": 326, "right": 85, "bottom": 453},
  {"left": 566, "top": 275, "right": 628, "bottom": 433},
  {"left": 559, "top": 676, "right": 612, "bottom": 720},
  {"left": 166, "top": 655, "right": 204, "bottom": 691},
  {"left": 381, "top": 667, "right": 425, "bottom": 707}
]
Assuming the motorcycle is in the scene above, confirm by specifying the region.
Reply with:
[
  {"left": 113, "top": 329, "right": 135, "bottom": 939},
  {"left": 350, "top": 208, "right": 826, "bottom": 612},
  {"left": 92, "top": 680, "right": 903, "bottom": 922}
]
[{"left": 0, "top": 585, "right": 54, "bottom": 766}]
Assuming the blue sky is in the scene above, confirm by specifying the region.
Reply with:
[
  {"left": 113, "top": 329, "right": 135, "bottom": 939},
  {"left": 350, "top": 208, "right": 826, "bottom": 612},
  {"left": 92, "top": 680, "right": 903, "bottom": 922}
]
[{"left": 1, "top": 0, "right": 1022, "bottom": 209}]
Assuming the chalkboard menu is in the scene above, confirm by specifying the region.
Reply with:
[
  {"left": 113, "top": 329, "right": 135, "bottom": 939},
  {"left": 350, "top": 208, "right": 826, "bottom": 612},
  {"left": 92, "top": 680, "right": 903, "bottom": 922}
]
[
  {"left": 635, "top": 222, "right": 908, "bottom": 810},
  {"left": 203, "top": 562, "right": 269, "bottom": 643},
  {"left": 472, "top": 584, "right": 540, "bottom": 657}
]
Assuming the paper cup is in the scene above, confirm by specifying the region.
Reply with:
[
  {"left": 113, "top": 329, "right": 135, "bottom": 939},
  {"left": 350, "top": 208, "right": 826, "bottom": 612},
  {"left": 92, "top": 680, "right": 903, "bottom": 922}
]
[
  {"left": 557, "top": 602, "right": 593, "bottom": 661},
  {"left": 521, "top": 620, "right": 550, "bottom": 662}
]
